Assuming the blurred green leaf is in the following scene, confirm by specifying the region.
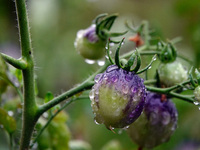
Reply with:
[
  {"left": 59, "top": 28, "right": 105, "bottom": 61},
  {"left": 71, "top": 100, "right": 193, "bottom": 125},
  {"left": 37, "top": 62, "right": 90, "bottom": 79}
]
[
  {"left": 37, "top": 111, "right": 70, "bottom": 150},
  {"left": 44, "top": 92, "right": 54, "bottom": 103},
  {"left": 0, "top": 107, "right": 16, "bottom": 134}
]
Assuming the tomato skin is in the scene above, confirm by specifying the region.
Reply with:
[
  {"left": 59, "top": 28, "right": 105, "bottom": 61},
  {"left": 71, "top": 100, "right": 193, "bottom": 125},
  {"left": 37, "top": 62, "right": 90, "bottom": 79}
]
[
  {"left": 158, "top": 60, "right": 187, "bottom": 87},
  {"left": 127, "top": 92, "right": 178, "bottom": 149},
  {"left": 90, "top": 65, "right": 146, "bottom": 129},
  {"left": 194, "top": 86, "right": 200, "bottom": 102},
  {"left": 75, "top": 24, "right": 106, "bottom": 60}
]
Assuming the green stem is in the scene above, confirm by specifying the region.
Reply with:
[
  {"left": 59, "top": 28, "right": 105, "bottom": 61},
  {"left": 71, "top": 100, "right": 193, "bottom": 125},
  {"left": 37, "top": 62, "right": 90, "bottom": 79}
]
[
  {"left": 9, "top": 133, "right": 13, "bottom": 150},
  {"left": 145, "top": 80, "right": 194, "bottom": 104},
  {"left": 15, "top": 0, "right": 38, "bottom": 149},
  {"left": 144, "top": 79, "right": 157, "bottom": 85},
  {"left": 142, "top": 21, "right": 150, "bottom": 48},
  {"left": 38, "top": 61, "right": 110, "bottom": 116}
]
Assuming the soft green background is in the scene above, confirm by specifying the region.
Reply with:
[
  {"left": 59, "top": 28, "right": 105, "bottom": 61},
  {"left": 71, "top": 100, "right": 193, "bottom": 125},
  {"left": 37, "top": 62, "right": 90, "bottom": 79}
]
[{"left": 0, "top": 0, "right": 200, "bottom": 149}]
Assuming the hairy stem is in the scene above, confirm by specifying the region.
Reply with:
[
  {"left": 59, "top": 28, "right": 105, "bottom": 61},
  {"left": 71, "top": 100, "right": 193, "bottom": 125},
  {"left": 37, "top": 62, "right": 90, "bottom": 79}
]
[{"left": 15, "top": 0, "right": 38, "bottom": 149}]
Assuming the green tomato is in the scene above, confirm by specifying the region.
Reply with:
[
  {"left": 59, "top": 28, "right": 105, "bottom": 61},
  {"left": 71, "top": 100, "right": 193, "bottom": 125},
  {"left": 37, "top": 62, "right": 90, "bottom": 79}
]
[
  {"left": 74, "top": 25, "right": 106, "bottom": 60},
  {"left": 194, "top": 86, "right": 200, "bottom": 102},
  {"left": 158, "top": 60, "right": 187, "bottom": 87}
]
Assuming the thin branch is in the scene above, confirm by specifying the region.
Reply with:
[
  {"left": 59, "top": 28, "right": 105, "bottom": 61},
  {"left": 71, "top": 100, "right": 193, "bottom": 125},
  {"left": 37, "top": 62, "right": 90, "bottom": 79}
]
[
  {"left": 37, "top": 61, "right": 109, "bottom": 116},
  {"left": 30, "top": 96, "right": 89, "bottom": 148},
  {"left": 0, "top": 53, "right": 27, "bottom": 70},
  {"left": 145, "top": 80, "right": 194, "bottom": 104}
]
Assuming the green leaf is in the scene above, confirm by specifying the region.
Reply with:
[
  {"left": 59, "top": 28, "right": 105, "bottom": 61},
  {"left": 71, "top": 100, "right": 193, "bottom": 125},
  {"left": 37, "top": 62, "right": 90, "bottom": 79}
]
[
  {"left": 0, "top": 107, "right": 16, "bottom": 134},
  {"left": 44, "top": 92, "right": 54, "bottom": 103}
]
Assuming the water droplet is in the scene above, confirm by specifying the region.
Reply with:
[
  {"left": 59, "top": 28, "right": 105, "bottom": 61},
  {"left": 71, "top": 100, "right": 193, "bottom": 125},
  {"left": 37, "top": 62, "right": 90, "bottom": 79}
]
[
  {"left": 125, "top": 73, "right": 133, "bottom": 81},
  {"left": 95, "top": 74, "right": 103, "bottom": 83},
  {"left": 109, "top": 42, "right": 115, "bottom": 47},
  {"left": 77, "top": 30, "right": 84, "bottom": 38},
  {"left": 161, "top": 111, "right": 171, "bottom": 125},
  {"left": 89, "top": 90, "right": 95, "bottom": 100},
  {"left": 153, "top": 55, "right": 157, "bottom": 61},
  {"left": 131, "top": 86, "right": 137, "bottom": 94},
  {"left": 94, "top": 119, "right": 100, "bottom": 125},
  {"left": 43, "top": 112, "right": 48, "bottom": 118},
  {"left": 123, "top": 125, "right": 129, "bottom": 129},
  {"left": 122, "top": 85, "right": 129, "bottom": 94},
  {"left": 111, "top": 74, "right": 118, "bottom": 82},
  {"left": 194, "top": 101, "right": 199, "bottom": 106},
  {"left": 149, "top": 112, "right": 159, "bottom": 125},
  {"left": 106, "top": 65, "right": 118, "bottom": 73},
  {"left": 112, "top": 92, "right": 117, "bottom": 100},
  {"left": 148, "top": 66, "right": 152, "bottom": 69},
  {"left": 85, "top": 59, "right": 95, "bottom": 64},
  {"left": 8, "top": 111, "right": 14, "bottom": 116},
  {"left": 97, "top": 60, "right": 105, "bottom": 66}
]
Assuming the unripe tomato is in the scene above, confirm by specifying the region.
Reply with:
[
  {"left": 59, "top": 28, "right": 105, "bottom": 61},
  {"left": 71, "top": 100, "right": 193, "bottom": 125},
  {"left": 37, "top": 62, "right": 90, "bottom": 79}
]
[
  {"left": 158, "top": 60, "right": 187, "bottom": 87},
  {"left": 74, "top": 24, "right": 106, "bottom": 60}
]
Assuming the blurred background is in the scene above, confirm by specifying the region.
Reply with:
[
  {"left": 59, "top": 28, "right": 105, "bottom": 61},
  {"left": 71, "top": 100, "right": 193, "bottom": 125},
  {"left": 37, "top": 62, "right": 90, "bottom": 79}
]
[{"left": 0, "top": 0, "right": 200, "bottom": 149}]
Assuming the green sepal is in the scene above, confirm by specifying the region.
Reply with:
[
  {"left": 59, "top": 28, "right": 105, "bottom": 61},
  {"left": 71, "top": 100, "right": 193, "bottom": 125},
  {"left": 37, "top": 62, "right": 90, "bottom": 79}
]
[
  {"left": 106, "top": 39, "right": 115, "bottom": 64},
  {"left": 102, "top": 29, "right": 128, "bottom": 38},
  {"left": 115, "top": 38, "right": 125, "bottom": 68},
  {"left": 159, "top": 42, "right": 177, "bottom": 63},
  {"left": 96, "top": 14, "right": 118, "bottom": 40},
  {"left": 131, "top": 49, "right": 141, "bottom": 73},
  {"left": 93, "top": 13, "right": 108, "bottom": 25},
  {"left": 124, "top": 52, "right": 136, "bottom": 71},
  {"left": 189, "top": 67, "right": 197, "bottom": 88}
]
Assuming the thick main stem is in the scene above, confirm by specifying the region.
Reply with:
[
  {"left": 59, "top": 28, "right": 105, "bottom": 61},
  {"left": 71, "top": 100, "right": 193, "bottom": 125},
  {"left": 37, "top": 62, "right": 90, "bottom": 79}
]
[{"left": 15, "top": 0, "right": 38, "bottom": 149}]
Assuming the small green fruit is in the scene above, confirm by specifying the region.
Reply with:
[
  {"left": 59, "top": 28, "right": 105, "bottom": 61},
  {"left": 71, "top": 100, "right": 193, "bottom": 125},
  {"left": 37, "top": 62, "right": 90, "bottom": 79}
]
[
  {"left": 74, "top": 25, "right": 106, "bottom": 60},
  {"left": 158, "top": 60, "right": 187, "bottom": 87}
]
